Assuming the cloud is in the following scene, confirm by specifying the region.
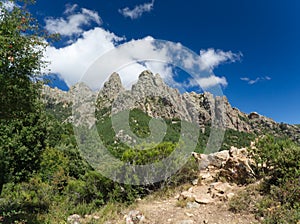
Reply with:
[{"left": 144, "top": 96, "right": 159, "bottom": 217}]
[
  {"left": 45, "top": 30, "right": 239, "bottom": 91},
  {"left": 44, "top": 4, "right": 102, "bottom": 37},
  {"left": 265, "top": 76, "right": 271, "bottom": 80},
  {"left": 240, "top": 76, "right": 271, "bottom": 85},
  {"left": 183, "top": 75, "right": 228, "bottom": 89},
  {"left": 118, "top": 0, "right": 155, "bottom": 19},
  {"left": 178, "top": 49, "right": 241, "bottom": 89},
  {"left": 44, "top": 6, "right": 240, "bottom": 92},
  {"left": 45, "top": 27, "right": 124, "bottom": 87},
  {"left": 64, "top": 3, "right": 78, "bottom": 14},
  {"left": 199, "top": 48, "right": 242, "bottom": 71}
]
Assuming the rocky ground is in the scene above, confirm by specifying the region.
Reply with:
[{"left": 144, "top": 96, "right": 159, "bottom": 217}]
[
  {"left": 123, "top": 190, "right": 257, "bottom": 224},
  {"left": 68, "top": 146, "right": 260, "bottom": 224},
  {"left": 103, "top": 179, "right": 259, "bottom": 224}
]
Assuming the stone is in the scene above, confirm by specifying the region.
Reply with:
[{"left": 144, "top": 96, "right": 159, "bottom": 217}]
[
  {"left": 199, "top": 172, "right": 212, "bottom": 180},
  {"left": 192, "top": 150, "right": 229, "bottom": 170},
  {"left": 125, "top": 210, "right": 145, "bottom": 224},
  {"left": 174, "top": 194, "right": 180, "bottom": 199},
  {"left": 248, "top": 112, "right": 260, "bottom": 119},
  {"left": 195, "top": 194, "right": 214, "bottom": 204},
  {"left": 226, "top": 192, "right": 235, "bottom": 200},
  {"left": 177, "top": 220, "right": 194, "bottom": 224},
  {"left": 180, "top": 191, "right": 195, "bottom": 201},
  {"left": 186, "top": 201, "right": 200, "bottom": 209},
  {"left": 210, "top": 182, "right": 232, "bottom": 194},
  {"left": 67, "top": 214, "right": 81, "bottom": 224},
  {"left": 192, "top": 178, "right": 199, "bottom": 186},
  {"left": 185, "top": 212, "right": 194, "bottom": 217}
]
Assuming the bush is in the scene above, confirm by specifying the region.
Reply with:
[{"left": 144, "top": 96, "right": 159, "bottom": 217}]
[
  {"left": 0, "top": 177, "right": 53, "bottom": 223},
  {"left": 245, "top": 135, "right": 300, "bottom": 223},
  {"left": 251, "top": 135, "right": 300, "bottom": 185}
]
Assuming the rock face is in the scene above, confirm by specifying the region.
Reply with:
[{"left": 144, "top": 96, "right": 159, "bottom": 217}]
[
  {"left": 192, "top": 146, "right": 256, "bottom": 185},
  {"left": 176, "top": 146, "right": 256, "bottom": 208},
  {"left": 42, "top": 70, "right": 300, "bottom": 143}
]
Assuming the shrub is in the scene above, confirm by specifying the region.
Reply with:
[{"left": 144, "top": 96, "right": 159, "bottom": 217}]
[
  {"left": 228, "top": 136, "right": 300, "bottom": 223},
  {"left": 0, "top": 177, "right": 53, "bottom": 223}
]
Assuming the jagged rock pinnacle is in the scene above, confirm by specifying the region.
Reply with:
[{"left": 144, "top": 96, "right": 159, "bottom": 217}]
[
  {"left": 99, "top": 72, "right": 124, "bottom": 100},
  {"left": 42, "top": 70, "right": 300, "bottom": 144},
  {"left": 138, "top": 70, "right": 154, "bottom": 78}
]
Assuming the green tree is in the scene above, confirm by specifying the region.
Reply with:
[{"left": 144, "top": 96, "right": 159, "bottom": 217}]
[
  {"left": 0, "top": 0, "right": 47, "bottom": 119},
  {"left": 0, "top": 0, "right": 49, "bottom": 195}
]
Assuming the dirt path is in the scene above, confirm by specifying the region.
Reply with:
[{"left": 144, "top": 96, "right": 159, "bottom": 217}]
[{"left": 131, "top": 196, "right": 257, "bottom": 224}]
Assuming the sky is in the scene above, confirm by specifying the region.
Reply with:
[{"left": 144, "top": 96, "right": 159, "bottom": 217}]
[{"left": 4, "top": 0, "right": 299, "bottom": 124}]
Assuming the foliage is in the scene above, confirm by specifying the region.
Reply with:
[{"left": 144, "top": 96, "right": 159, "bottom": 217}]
[
  {"left": 121, "top": 142, "right": 177, "bottom": 165},
  {"left": 0, "top": 0, "right": 48, "bottom": 119},
  {"left": 44, "top": 96, "right": 72, "bottom": 122},
  {"left": 0, "top": 176, "right": 53, "bottom": 223},
  {"left": 0, "top": 111, "right": 47, "bottom": 194},
  {"left": 230, "top": 135, "right": 300, "bottom": 223},
  {"left": 229, "top": 185, "right": 260, "bottom": 213},
  {"left": 221, "top": 128, "right": 255, "bottom": 151},
  {"left": 251, "top": 135, "right": 300, "bottom": 183},
  {"left": 0, "top": 0, "right": 52, "bottom": 195}
]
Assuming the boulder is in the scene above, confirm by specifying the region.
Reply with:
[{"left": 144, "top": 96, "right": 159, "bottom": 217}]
[{"left": 125, "top": 210, "right": 145, "bottom": 224}]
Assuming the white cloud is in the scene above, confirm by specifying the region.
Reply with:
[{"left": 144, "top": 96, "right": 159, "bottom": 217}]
[
  {"left": 240, "top": 76, "right": 271, "bottom": 85},
  {"left": 118, "top": 0, "right": 155, "bottom": 19},
  {"left": 240, "top": 77, "right": 250, "bottom": 82},
  {"left": 265, "top": 76, "right": 271, "bottom": 80},
  {"left": 45, "top": 30, "right": 239, "bottom": 91},
  {"left": 64, "top": 3, "right": 78, "bottom": 14},
  {"left": 184, "top": 75, "right": 228, "bottom": 89},
  {"left": 44, "top": 6, "right": 240, "bottom": 92},
  {"left": 176, "top": 49, "right": 241, "bottom": 89},
  {"left": 199, "top": 48, "right": 242, "bottom": 71},
  {"left": 44, "top": 4, "right": 102, "bottom": 37},
  {"left": 45, "top": 27, "right": 124, "bottom": 86}
]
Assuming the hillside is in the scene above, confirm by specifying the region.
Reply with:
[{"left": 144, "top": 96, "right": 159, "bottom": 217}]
[
  {"left": 1, "top": 70, "right": 299, "bottom": 223},
  {"left": 43, "top": 70, "right": 300, "bottom": 147}
]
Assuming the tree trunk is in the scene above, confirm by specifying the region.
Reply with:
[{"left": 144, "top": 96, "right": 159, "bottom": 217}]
[{"left": 0, "top": 182, "right": 3, "bottom": 196}]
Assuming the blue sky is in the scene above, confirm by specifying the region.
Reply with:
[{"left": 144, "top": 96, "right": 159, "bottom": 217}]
[{"left": 23, "top": 0, "right": 300, "bottom": 124}]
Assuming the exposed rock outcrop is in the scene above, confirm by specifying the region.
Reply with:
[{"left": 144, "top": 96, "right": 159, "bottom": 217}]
[
  {"left": 192, "top": 146, "right": 256, "bottom": 185},
  {"left": 42, "top": 70, "right": 300, "bottom": 143}
]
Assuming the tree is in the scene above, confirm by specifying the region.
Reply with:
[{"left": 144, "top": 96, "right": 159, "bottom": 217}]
[
  {"left": 0, "top": 0, "right": 47, "bottom": 119},
  {"left": 0, "top": 0, "right": 49, "bottom": 195}
]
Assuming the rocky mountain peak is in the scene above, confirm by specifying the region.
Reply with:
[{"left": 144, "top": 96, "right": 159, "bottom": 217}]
[
  {"left": 132, "top": 70, "right": 169, "bottom": 96},
  {"left": 138, "top": 70, "right": 154, "bottom": 78},
  {"left": 98, "top": 72, "right": 124, "bottom": 107},
  {"left": 42, "top": 70, "right": 300, "bottom": 144},
  {"left": 103, "top": 72, "right": 123, "bottom": 89},
  {"left": 69, "top": 82, "right": 93, "bottom": 96}
]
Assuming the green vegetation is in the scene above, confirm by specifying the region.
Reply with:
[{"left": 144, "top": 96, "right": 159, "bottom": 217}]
[
  {"left": 1, "top": 2, "right": 299, "bottom": 223},
  {"left": 0, "top": 0, "right": 48, "bottom": 119},
  {"left": 229, "top": 136, "right": 300, "bottom": 223},
  {"left": 221, "top": 129, "right": 256, "bottom": 151}
]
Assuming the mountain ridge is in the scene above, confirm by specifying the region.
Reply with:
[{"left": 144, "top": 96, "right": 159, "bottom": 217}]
[{"left": 42, "top": 70, "right": 300, "bottom": 144}]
